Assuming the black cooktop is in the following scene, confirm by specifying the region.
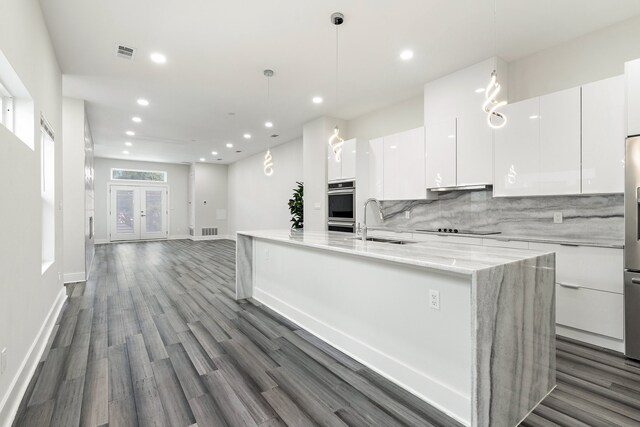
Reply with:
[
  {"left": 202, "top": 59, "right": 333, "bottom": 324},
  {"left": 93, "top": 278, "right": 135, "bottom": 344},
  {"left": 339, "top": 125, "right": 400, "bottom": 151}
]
[{"left": 417, "top": 229, "right": 501, "bottom": 236}]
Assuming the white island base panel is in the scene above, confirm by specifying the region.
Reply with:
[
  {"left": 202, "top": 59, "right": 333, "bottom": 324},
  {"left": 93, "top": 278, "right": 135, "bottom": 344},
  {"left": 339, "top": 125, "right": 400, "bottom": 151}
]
[{"left": 236, "top": 231, "right": 556, "bottom": 427}]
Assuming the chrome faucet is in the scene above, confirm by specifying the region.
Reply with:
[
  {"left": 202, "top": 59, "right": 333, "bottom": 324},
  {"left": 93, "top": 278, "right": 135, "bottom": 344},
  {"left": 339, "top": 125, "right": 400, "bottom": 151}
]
[{"left": 362, "top": 198, "right": 384, "bottom": 242}]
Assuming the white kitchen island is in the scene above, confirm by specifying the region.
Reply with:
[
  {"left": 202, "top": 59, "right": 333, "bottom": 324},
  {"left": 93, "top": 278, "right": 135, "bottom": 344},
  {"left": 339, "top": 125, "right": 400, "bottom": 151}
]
[{"left": 236, "top": 230, "right": 556, "bottom": 427}]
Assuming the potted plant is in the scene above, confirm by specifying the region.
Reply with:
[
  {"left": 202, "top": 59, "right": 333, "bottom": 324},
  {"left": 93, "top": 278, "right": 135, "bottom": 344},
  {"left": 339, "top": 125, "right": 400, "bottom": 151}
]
[{"left": 288, "top": 181, "right": 304, "bottom": 230}]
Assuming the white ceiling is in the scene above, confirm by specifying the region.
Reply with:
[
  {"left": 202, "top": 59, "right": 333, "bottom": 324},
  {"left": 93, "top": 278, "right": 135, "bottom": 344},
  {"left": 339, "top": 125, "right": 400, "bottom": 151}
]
[{"left": 39, "top": 0, "right": 639, "bottom": 165}]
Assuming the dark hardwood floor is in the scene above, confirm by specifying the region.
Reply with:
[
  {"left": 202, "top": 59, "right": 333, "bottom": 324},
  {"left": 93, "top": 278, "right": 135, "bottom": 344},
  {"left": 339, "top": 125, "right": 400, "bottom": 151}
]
[{"left": 11, "top": 239, "right": 640, "bottom": 427}]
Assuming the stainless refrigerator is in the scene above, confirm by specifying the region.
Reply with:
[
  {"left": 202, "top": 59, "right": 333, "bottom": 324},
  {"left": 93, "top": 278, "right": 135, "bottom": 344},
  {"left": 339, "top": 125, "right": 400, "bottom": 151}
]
[{"left": 625, "top": 135, "right": 640, "bottom": 360}]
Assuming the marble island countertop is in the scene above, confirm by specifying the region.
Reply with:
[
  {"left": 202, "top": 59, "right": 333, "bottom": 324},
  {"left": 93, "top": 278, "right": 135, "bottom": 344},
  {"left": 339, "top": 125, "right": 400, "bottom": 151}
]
[{"left": 236, "top": 229, "right": 554, "bottom": 275}]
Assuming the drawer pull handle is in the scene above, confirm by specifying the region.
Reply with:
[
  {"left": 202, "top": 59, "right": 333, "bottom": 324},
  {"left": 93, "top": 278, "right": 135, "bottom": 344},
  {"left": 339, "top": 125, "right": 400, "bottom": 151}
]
[
  {"left": 558, "top": 282, "right": 581, "bottom": 289},
  {"left": 632, "top": 278, "right": 640, "bottom": 285},
  {"left": 559, "top": 243, "right": 579, "bottom": 247}
]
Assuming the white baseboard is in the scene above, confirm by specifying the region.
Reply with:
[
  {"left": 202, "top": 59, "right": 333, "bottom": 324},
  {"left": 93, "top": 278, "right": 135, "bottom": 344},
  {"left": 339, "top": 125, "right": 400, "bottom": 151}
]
[
  {"left": 557, "top": 325, "right": 625, "bottom": 353},
  {"left": 0, "top": 287, "right": 67, "bottom": 427},
  {"left": 63, "top": 272, "right": 86, "bottom": 284},
  {"left": 189, "top": 235, "right": 234, "bottom": 241},
  {"left": 168, "top": 235, "right": 191, "bottom": 241}
]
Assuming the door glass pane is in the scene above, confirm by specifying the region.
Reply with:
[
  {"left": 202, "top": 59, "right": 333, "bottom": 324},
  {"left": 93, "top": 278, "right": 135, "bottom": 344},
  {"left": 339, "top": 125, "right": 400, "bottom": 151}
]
[
  {"left": 145, "top": 190, "right": 163, "bottom": 233},
  {"left": 116, "top": 190, "right": 135, "bottom": 234}
]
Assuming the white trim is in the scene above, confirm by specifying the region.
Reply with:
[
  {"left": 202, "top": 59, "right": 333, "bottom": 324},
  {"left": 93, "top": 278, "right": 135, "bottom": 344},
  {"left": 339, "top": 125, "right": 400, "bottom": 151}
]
[
  {"left": 95, "top": 238, "right": 108, "bottom": 244},
  {"left": 190, "top": 235, "right": 234, "bottom": 241},
  {"left": 0, "top": 287, "right": 67, "bottom": 427},
  {"left": 168, "top": 235, "right": 191, "bottom": 241},
  {"left": 63, "top": 272, "right": 86, "bottom": 284}
]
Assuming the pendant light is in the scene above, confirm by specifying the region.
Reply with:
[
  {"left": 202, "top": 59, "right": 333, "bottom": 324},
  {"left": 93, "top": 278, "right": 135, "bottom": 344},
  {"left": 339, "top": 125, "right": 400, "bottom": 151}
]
[
  {"left": 264, "top": 149, "right": 274, "bottom": 176},
  {"left": 328, "top": 12, "right": 345, "bottom": 162},
  {"left": 263, "top": 69, "right": 275, "bottom": 176},
  {"left": 483, "top": 0, "right": 507, "bottom": 129}
]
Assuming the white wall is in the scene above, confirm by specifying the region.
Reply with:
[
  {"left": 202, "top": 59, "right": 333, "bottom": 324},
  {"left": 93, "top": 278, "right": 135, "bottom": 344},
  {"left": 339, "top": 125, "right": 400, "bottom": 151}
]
[
  {"left": 303, "top": 117, "right": 347, "bottom": 232},
  {"left": 0, "top": 0, "right": 63, "bottom": 424},
  {"left": 347, "top": 94, "right": 424, "bottom": 141},
  {"left": 62, "top": 98, "right": 86, "bottom": 281},
  {"left": 509, "top": 14, "right": 640, "bottom": 102},
  {"left": 192, "top": 163, "right": 229, "bottom": 237},
  {"left": 93, "top": 158, "right": 190, "bottom": 241},
  {"left": 228, "top": 138, "right": 303, "bottom": 235}
]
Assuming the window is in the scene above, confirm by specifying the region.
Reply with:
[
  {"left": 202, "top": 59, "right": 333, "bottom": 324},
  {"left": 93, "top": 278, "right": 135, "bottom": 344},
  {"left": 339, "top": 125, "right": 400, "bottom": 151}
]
[
  {"left": 0, "top": 49, "right": 33, "bottom": 149},
  {"left": 111, "top": 168, "right": 167, "bottom": 182},
  {"left": 41, "top": 117, "right": 55, "bottom": 273},
  {"left": 0, "top": 79, "right": 14, "bottom": 132}
]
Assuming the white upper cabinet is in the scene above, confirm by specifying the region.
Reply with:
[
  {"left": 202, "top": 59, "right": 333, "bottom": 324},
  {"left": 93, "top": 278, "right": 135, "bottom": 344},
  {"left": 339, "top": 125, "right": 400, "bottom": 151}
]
[
  {"left": 368, "top": 137, "right": 384, "bottom": 199},
  {"left": 582, "top": 75, "right": 625, "bottom": 194},
  {"left": 425, "top": 118, "right": 456, "bottom": 188},
  {"left": 341, "top": 138, "right": 357, "bottom": 180},
  {"left": 327, "top": 138, "right": 357, "bottom": 181},
  {"left": 424, "top": 57, "right": 506, "bottom": 188},
  {"left": 538, "top": 87, "right": 581, "bottom": 195},
  {"left": 383, "top": 127, "right": 426, "bottom": 200},
  {"left": 627, "top": 58, "right": 640, "bottom": 137},
  {"left": 494, "top": 97, "right": 541, "bottom": 197}
]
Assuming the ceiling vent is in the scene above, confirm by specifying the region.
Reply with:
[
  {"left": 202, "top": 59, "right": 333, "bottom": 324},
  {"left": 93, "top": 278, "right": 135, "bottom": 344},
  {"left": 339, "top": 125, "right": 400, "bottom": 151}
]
[{"left": 115, "top": 44, "right": 136, "bottom": 60}]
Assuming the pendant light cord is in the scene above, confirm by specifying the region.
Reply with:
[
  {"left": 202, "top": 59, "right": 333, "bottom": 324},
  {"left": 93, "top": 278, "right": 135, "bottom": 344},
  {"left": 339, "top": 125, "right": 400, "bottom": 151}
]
[{"left": 335, "top": 24, "right": 339, "bottom": 111}]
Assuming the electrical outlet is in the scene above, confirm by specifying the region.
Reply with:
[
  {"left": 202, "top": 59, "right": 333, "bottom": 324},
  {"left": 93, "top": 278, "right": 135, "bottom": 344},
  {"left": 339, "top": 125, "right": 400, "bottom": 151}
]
[
  {"left": 314, "top": 202, "right": 321, "bottom": 210},
  {"left": 429, "top": 290, "right": 440, "bottom": 310},
  {"left": 404, "top": 211, "right": 411, "bottom": 219},
  {"left": 1, "top": 348, "right": 7, "bottom": 375},
  {"left": 553, "top": 211, "right": 563, "bottom": 224}
]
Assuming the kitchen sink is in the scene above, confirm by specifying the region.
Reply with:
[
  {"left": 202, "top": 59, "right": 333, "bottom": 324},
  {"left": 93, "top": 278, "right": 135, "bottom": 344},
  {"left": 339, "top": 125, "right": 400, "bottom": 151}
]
[{"left": 352, "top": 236, "right": 418, "bottom": 245}]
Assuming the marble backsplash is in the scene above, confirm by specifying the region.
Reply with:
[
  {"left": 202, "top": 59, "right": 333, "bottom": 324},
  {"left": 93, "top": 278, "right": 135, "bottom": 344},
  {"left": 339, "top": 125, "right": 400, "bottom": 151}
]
[{"left": 379, "top": 190, "right": 624, "bottom": 241}]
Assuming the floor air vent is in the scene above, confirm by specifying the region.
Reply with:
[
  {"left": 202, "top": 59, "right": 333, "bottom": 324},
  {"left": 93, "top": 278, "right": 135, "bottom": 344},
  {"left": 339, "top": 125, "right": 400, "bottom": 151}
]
[
  {"left": 116, "top": 44, "right": 136, "bottom": 60},
  {"left": 202, "top": 227, "right": 218, "bottom": 236}
]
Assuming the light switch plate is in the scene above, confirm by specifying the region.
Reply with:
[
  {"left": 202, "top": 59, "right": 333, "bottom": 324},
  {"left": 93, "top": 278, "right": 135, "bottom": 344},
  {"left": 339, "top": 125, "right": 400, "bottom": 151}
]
[
  {"left": 429, "top": 290, "right": 440, "bottom": 310},
  {"left": 314, "top": 202, "right": 321, "bottom": 210},
  {"left": 554, "top": 212, "right": 563, "bottom": 224}
]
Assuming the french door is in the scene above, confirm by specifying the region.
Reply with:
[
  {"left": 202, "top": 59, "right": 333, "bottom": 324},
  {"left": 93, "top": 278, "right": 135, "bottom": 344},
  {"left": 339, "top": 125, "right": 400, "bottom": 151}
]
[{"left": 110, "top": 185, "right": 168, "bottom": 241}]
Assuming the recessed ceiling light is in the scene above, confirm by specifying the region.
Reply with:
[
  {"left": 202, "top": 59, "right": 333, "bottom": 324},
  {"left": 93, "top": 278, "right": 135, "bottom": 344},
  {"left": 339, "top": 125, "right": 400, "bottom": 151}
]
[
  {"left": 529, "top": 115, "right": 539, "bottom": 119},
  {"left": 126, "top": 130, "right": 135, "bottom": 136},
  {"left": 122, "top": 150, "right": 130, "bottom": 154},
  {"left": 211, "top": 151, "right": 218, "bottom": 155},
  {"left": 132, "top": 117, "right": 142, "bottom": 123},
  {"left": 265, "top": 121, "right": 273, "bottom": 128},
  {"left": 150, "top": 52, "right": 167, "bottom": 64},
  {"left": 390, "top": 145, "right": 397, "bottom": 149},
  {"left": 243, "top": 133, "right": 251, "bottom": 139},
  {"left": 137, "top": 99, "right": 149, "bottom": 106},
  {"left": 400, "top": 50, "right": 414, "bottom": 61},
  {"left": 226, "top": 143, "right": 233, "bottom": 148},
  {"left": 475, "top": 88, "right": 485, "bottom": 93},
  {"left": 125, "top": 142, "right": 132, "bottom": 146},
  {"left": 312, "top": 96, "right": 323, "bottom": 104},
  {"left": 200, "top": 158, "right": 206, "bottom": 162}
]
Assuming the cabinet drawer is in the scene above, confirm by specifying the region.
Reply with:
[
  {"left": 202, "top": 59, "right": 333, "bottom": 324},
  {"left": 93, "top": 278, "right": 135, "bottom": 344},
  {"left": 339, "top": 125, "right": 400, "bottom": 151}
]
[
  {"left": 529, "top": 243, "right": 623, "bottom": 294},
  {"left": 482, "top": 238, "right": 529, "bottom": 249},
  {"left": 556, "top": 284, "right": 624, "bottom": 339}
]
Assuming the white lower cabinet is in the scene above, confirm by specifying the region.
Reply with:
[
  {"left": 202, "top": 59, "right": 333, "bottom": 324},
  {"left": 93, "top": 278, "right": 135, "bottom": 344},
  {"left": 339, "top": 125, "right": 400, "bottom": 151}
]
[
  {"left": 555, "top": 285, "right": 624, "bottom": 340},
  {"left": 529, "top": 242, "right": 624, "bottom": 347}
]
